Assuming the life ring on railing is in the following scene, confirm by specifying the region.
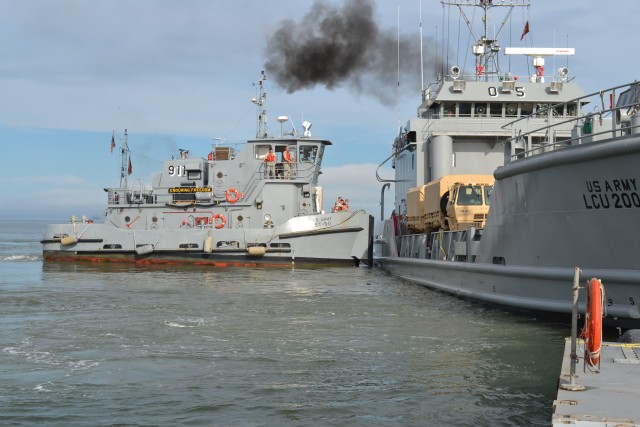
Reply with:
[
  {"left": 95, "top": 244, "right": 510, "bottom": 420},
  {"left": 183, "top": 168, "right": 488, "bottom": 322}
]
[
  {"left": 585, "top": 278, "right": 603, "bottom": 367},
  {"left": 211, "top": 213, "right": 226, "bottom": 229},
  {"left": 226, "top": 188, "right": 241, "bottom": 203}
]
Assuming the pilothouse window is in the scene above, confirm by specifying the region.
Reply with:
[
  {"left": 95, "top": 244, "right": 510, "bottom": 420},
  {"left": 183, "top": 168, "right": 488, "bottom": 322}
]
[
  {"left": 520, "top": 103, "right": 534, "bottom": 116},
  {"left": 299, "top": 145, "right": 317, "bottom": 163},
  {"left": 475, "top": 103, "right": 488, "bottom": 117},
  {"left": 255, "top": 145, "right": 271, "bottom": 159},
  {"left": 459, "top": 103, "right": 472, "bottom": 117},
  {"left": 489, "top": 103, "right": 502, "bottom": 117},
  {"left": 443, "top": 103, "right": 456, "bottom": 117},
  {"left": 553, "top": 105, "right": 564, "bottom": 117}
]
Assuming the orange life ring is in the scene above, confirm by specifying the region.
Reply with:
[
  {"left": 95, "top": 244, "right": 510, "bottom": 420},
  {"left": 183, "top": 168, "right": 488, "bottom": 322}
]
[
  {"left": 585, "top": 278, "right": 603, "bottom": 367},
  {"left": 212, "top": 213, "right": 226, "bottom": 229},
  {"left": 226, "top": 188, "right": 240, "bottom": 203}
]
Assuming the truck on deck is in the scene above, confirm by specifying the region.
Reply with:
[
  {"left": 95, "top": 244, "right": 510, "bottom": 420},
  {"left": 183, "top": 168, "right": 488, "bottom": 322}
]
[{"left": 407, "top": 174, "right": 494, "bottom": 233}]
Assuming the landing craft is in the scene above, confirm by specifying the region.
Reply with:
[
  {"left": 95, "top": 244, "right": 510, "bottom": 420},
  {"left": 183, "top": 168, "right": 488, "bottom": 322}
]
[{"left": 374, "top": 0, "right": 640, "bottom": 329}]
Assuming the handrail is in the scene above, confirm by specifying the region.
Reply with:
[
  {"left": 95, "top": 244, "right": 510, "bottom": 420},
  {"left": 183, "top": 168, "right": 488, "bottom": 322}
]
[{"left": 503, "top": 81, "right": 640, "bottom": 161}]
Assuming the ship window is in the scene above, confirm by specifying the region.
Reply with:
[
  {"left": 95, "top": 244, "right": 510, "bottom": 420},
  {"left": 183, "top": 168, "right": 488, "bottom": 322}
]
[
  {"left": 484, "top": 185, "right": 493, "bottom": 206},
  {"left": 456, "top": 185, "right": 483, "bottom": 206},
  {"left": 255, "top": 145, "right": 271, "bottom": 160},
  {"left": 299, "top": 145, "right": 317, "bottom": 163},
  {"left": 535, "top": 103, "right": 551, "bottom": 117},
  {"left": 459, "top": 103, "right": 472, "bottom": 117},
  {"left": 443, "top": 103, "right": 456, "bottom": 117},
  {"left": 489, "top": 103, "right": 502, "bottom": 117},
  {"left": 553, "top": 105, "right": 564, "bottom": 117},
  {"left": 187, "top": 170, "right": 201, "bottom": 180},
  {"left": 506, "top": 103, "right": 518, "bottom": 117},
  {"left": 520, "top": 103, "right": 534, "bottom": 116},
  {"left": 474, "top": 103, "right": 488, "bottom": 117},
  {"left": 567, "top": 103, "right": 577, "bottom": 117}
]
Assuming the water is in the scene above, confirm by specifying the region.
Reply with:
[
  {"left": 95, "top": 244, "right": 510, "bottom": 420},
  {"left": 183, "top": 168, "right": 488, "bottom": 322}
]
[{"left": 1, "top": 219, "right": 568, "bottom": 426}]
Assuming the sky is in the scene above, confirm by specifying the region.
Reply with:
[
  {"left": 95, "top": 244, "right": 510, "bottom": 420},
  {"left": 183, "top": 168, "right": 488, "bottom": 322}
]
[{"left": 1, "top": 0, "right": 638, "bottom": 220}]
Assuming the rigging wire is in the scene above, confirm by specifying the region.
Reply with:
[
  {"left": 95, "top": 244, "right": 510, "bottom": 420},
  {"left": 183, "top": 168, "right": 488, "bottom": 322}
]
[{"left": 457, "top": 5, "right": 462, "bottom": 74}]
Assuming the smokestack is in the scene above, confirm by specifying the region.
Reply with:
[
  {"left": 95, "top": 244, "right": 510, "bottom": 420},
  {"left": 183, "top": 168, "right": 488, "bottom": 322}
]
[{"left": 264, "top": 0, "right": 433, "bottom": 107}]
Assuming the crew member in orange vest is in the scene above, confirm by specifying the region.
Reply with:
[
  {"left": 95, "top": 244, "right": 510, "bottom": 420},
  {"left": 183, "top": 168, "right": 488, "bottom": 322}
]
[
  {"left": 282, "top": 146, "right": 294, "bottom": 179},
  {"left": 264, "top": 147, "right": 276, "bottom": 178}
]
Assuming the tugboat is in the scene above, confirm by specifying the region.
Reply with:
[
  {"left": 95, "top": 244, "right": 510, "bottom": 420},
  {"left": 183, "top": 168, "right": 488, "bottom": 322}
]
[
  {"left": 42, "top": 71, "right": 373, "bottom": 267},
  {"left": 374, "top": 1, "right": 640, "bottom": 328}
]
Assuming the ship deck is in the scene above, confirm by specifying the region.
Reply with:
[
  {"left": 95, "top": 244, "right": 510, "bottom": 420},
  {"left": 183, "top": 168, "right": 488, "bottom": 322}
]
[{"left": 553, "top": 338, "right": 640, "bottom": 426}]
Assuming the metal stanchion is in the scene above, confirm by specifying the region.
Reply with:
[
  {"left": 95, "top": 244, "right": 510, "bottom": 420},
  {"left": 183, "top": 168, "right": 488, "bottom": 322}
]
[{"left": 560, "top": 267, "right": 585, "bottom": 391}]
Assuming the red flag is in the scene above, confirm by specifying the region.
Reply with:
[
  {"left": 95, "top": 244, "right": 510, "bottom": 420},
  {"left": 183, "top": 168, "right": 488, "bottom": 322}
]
[
  {"left": 110, "top": 133, "right": 116, "bottom": 153},
  {"left": 128, "top": 158, "right": 132, "bottom": 175},
  {"left": 520, "top": 21, "right": 530, "bottom": 41}
]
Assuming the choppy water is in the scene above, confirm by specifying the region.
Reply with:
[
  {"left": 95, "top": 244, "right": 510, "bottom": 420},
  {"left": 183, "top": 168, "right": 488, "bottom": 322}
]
[{"left": 1, "top": 219, "right": 568, "bottom": 426}]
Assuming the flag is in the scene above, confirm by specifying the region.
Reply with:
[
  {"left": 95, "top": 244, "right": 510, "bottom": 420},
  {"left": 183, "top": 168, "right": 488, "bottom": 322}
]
[
  {"left": 520, "top": 21, "right": 530, "bottom": 41},
  {"left": 110, "top": 133, "right": 115, "bottom": 153},
  {"left": 128, "top": 158, "right": 132, "bottom": 175}
]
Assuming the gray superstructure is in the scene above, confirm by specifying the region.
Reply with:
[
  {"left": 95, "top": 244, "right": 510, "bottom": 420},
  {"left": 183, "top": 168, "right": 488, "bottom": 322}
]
[
  {"left": 374, "top": 1, "right": 640, "bottom": 328},
  {"left": 42, "top": 72, "right": 373, "bottom": 267}
]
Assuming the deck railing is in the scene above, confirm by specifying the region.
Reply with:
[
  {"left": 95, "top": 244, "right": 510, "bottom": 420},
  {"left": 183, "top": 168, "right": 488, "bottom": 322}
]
[{"left": 503, "top": 81, "right": 640, "bottom": 161}]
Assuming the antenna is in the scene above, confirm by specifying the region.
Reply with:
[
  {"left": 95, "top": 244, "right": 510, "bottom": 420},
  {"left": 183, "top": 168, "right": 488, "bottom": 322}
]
[
  {"left": 419, "top": 0, "right": 424, "bottom": 93},
  {"left": 289, "top": 115, "right": 298, "bottom": 136},
  {"left": 397, "top": 5, "right": 400, "bottom": 133},
  {"left": 277, "top": 115, "right": 288, "bottom": 137}
]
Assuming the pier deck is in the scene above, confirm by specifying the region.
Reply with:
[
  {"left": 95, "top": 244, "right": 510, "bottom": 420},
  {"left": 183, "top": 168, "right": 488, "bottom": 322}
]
[{"left": 553, "top": 338, "right": 640, "bottom": 426}]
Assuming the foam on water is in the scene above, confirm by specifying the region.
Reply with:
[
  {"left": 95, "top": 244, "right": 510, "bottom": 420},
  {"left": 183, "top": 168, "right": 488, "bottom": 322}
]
[{"left": 1, "top": 254, "right": 41, "bottom": 262}]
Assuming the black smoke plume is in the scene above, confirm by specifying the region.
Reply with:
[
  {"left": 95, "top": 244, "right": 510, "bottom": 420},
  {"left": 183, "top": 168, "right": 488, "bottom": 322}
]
[{"left": 264, "top": 0, "right": 437, "bottom": 106}]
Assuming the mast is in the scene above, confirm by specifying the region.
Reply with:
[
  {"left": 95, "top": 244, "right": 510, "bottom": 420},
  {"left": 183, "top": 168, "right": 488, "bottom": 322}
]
[
  {"left": 252, "top": 70, "right": 268, "bottom": 138},
  {"left": 119, "top": 129, "right": 130, "bottom": 189},
  {"left": 442, "top": 0, "right": 530, "bottom": 81}
]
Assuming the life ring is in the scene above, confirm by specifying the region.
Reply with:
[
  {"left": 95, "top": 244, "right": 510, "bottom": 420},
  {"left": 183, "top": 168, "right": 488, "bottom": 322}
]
[
  {"left": 585, "top": 278, "right": 603, "bottom": 367},
  {"left": 226, "top": 188, "right": 241, "bottom": 203},
  {"left": 211, "top": 213, "right": 226, "bottom": 229}
]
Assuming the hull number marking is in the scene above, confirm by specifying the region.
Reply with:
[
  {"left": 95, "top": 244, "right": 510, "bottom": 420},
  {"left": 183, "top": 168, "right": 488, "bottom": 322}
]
[
  {"left": 168, "top": 165, "right": 186, "bottom": 176},
  {"left": 314, "top": 216, "right": 333, "bottom": 228},
  {"left": 488, "top": 86, "right": 525, "bottom": 97},
  {"left": 583, "top": 178, "right": 640, "bottom": 209}
]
